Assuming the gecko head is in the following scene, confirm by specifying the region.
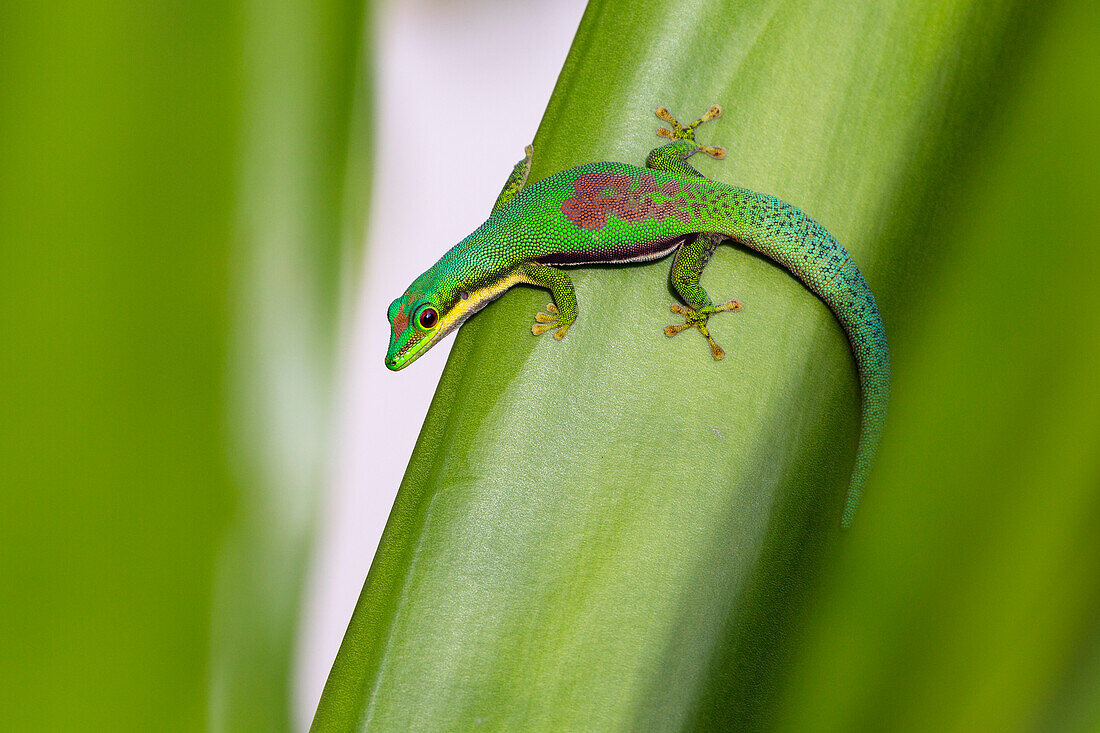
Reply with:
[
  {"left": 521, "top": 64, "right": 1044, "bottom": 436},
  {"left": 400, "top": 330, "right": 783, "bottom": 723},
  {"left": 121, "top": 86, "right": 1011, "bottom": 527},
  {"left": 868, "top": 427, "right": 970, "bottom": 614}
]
[
  {"left": 385, "top": 278, "right": 478, "bottom": 371},
  {"left": 385, "top": 222, "right": 518, "bottom": 371},
  {"left": 385, "top": 290, "right": 442, "bottom": 371}
]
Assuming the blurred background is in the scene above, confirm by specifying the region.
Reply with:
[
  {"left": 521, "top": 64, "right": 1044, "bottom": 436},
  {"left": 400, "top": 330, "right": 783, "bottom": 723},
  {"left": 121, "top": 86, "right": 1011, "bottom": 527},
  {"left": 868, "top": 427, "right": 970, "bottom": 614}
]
[
  {"left": 1, "top": 0, "right": 586, "bottom": 729},
  {"left": 1, "top": 0, "right": 1097, "bottom": 731}
]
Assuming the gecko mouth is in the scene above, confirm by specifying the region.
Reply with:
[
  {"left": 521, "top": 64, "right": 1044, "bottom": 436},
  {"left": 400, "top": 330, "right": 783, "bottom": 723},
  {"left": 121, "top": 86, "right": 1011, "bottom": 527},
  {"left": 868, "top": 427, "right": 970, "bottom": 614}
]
[
  {"left": 385, "top": 328, "right": 429, "bottom": 371},
  {"left": 385, "top": 316, "right": 455, "bottom": 371},
  {"left": 386, "top": 337, "right": 429, "bottom": 371}
]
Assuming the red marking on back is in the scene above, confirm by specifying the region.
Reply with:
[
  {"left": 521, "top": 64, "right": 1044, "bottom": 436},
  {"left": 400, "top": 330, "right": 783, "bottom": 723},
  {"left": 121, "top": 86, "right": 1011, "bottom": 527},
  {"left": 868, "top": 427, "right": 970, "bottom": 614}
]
[{"left": 562, "top": 172, "right": 693, "bottom": 230}]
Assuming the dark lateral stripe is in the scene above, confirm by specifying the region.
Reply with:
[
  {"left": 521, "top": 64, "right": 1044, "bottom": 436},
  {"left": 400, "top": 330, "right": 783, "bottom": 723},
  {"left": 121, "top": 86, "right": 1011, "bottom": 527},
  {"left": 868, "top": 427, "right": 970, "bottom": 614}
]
[{"left": 533, "top": 234, "right": 697, "bottom": 267}]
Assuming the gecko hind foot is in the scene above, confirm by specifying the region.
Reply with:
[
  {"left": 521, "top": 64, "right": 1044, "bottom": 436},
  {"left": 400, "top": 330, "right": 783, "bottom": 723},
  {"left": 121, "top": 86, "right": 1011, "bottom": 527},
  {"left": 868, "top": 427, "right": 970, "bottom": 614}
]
[
  {"left": 664, "top": 299, "right": 742, "bottom": 360},
  {"left": 532, "top": 302, "right": 571, "bottom": 340},
  {"left": 655, "top": 105, "right": 726, "bottom": 158}
]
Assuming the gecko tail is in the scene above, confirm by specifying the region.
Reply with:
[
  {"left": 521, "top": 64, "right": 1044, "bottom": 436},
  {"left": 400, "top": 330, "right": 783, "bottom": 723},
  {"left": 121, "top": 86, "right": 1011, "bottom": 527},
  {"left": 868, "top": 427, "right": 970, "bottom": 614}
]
[
  {"left": 819, "top": 249, "right": 890, "bottom": 530},
  {"left": 834, "top": 262, "right": 890, "bottom": 530},
  {"left": 727, "top": 191, "right": 890, "bottom": 528},
  {"left": 840, "top": 348, "right": 889, "bottom": 528}
]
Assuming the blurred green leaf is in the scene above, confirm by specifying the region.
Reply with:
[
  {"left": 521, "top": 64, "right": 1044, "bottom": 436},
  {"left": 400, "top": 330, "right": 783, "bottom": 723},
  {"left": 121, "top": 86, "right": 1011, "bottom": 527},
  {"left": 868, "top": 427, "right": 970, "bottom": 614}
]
[
  {"left": 1, "top": 4, "right": 242, "bottom": 729},
  {"left": 310, "top": 0, "right": 1095, "bottom": 729},
  {"left": 210, "top": 1, "right": 370, "bottom": 731},
  {"left": 0, "top": 1, "right": 368, "bottom": 730}
]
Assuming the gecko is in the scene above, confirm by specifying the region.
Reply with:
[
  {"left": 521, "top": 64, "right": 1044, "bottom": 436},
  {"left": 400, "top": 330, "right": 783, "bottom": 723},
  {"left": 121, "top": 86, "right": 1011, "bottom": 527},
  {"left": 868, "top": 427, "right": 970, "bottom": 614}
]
[{"left": 385, "top": 105, "right": 889, "bottom": 528}]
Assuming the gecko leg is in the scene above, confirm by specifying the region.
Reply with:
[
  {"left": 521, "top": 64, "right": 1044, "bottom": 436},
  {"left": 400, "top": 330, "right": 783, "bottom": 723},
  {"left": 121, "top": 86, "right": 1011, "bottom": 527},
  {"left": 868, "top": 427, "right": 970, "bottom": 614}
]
[
  {"left": 665, "top": 301, "right": 743, "bottom": 360},
  {"left": 646, "top": 105, "right": 726, "bottom": 177},
  {"left": 520, "top": 264, "right": 577, "bottom": 340},
  {"left": 656, "top": 104, "right": 725, "bottom": 151},
  {"left": 664, "top": 234, "right": 741, "bottom": 360},
  {"left": 491, "top": 144, "right": 534, "bottom": 214}
]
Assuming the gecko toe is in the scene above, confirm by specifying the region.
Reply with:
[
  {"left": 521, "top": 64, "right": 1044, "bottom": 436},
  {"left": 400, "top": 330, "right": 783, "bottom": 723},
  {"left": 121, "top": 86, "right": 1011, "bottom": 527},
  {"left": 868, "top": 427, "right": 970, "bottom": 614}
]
[
  {"left": 532, "top": 302, "right": 572, "bottom": 339},
  {"left": 654, "top": 104, "right": 724, "bottom": 143},
  {"left": 665, "top": 298, "right": 740, "bottom": 358}
]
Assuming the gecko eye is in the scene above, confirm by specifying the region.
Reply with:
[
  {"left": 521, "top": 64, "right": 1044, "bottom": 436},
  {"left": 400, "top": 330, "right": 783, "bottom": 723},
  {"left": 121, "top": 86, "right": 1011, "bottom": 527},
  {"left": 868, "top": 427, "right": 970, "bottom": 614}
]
[{"left": 417, "top": 306, "right": 438, "bottom": 329}]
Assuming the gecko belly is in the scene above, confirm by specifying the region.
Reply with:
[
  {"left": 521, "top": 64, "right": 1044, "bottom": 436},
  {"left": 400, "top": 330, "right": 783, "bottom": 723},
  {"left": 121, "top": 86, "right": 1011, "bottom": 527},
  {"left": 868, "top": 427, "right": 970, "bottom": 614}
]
[{"left": 532, "top": 234, "right": 697, "bottom": 267}]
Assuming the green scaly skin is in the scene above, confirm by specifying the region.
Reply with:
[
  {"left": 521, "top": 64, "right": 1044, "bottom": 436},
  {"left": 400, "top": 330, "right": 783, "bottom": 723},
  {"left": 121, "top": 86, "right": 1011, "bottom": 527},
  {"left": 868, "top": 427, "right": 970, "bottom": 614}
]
[{"left": 386, "top": 106, "right": 889, "bottom": 528}]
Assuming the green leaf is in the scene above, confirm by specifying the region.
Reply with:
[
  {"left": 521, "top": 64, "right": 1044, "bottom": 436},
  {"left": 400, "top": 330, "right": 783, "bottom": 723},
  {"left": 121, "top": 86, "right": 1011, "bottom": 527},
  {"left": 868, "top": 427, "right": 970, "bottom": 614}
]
[
  {"left": 774, "top": 1, "right": 1100, "bottom": 729},
  {"left": 312, "top": 0, "right": 1099, "bottom": 730}
]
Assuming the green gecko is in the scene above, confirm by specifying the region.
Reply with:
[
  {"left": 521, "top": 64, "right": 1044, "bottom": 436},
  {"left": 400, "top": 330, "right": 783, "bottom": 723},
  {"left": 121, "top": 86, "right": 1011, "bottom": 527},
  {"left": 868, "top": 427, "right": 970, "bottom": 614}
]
[{"left": 385, "top": 105, "right": 889, "bottom": 528}]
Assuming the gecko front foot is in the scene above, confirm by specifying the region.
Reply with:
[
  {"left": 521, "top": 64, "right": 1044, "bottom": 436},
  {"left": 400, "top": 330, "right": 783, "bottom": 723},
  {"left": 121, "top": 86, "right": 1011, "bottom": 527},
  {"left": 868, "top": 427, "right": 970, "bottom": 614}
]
[
  {"left": 532, "top": 302, "right": 572, "bottom": 340},
  {"left": 655, "top": 105, "right": 726, "bottom": 158},
  {"left": 664, "top": 299, "right": 742, "bottom": 359}
]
